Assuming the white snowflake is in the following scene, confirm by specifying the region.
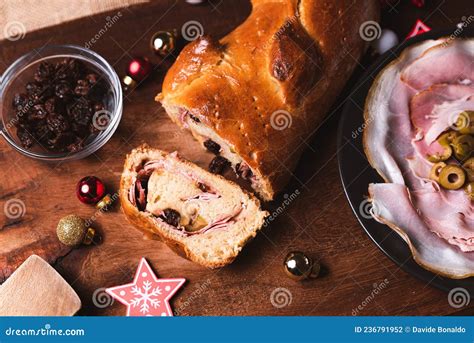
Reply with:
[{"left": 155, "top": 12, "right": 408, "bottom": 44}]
[{"left": 129, "top": 280, "right": 162, "bottom": 314}]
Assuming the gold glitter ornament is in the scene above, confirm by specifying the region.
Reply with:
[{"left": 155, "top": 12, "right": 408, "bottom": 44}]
[{"left": 56, "top": 214, "right": 96, "bottom": 247}]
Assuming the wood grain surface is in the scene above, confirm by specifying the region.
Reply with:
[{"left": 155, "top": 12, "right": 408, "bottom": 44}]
[
  {"left": 1, "top": 0, "right": 473, "bottom": 316},
  {"left": 0, "top": 255, "right": 81, "bottom": 316}
]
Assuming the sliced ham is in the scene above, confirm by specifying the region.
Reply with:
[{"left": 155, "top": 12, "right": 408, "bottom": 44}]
[
  {"left": 364, "top": 38, "right": 474, "bottom": 278},
  {"left": 409, "top": 84, "right": 474, "bottom": 167},
  {"left": 409, "top": 84, "right": 474, "bottom": 137},
  {"left": 369, "top": 183, "right": 474, "bottom": 277},
  {"left": 401, "top": 40, "right": 474, "bottom": 91}
]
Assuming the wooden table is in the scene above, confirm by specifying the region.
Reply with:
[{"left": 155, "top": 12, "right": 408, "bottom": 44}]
[{"left": 1, "top": 0, "right": 472, "bottom": 316}]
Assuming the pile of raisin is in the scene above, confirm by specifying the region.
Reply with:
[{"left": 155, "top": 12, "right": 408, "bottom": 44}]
[{"left": 12, "top": 58, "right": 107, "bottom": 152}]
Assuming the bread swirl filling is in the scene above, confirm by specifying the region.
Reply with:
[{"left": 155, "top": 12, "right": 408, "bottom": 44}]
[{"left": 128, "top": 158, "right": 244, "bottom": 236}]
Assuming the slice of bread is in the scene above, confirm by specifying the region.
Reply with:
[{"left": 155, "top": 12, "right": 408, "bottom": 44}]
[{"left": 120, "top": 145, "right": 268, "bottom": 268}]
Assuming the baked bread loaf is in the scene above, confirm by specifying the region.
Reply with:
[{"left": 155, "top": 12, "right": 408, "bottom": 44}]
[
  {"left": 120, "top": 145, "right": 268, "bottom": 268},
  {"left": 158, "top": 0, "right": 379, "bottom": 200}
]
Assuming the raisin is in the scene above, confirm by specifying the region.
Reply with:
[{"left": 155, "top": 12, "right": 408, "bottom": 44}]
[
  {"left": 161, "top": 209, "right": 181, "bottom": 227},
  {"left": 55, "top": 58, "right": 85, "bottom": 81},
  {"left": 28, "top": 104, "right": 48, "bottom": 121},
  {"left": 26, "top": 83, "right": 52, "bottom": 102},
  {"left": 12, "top": 93, "right": 27, "bottom": 108},
  {"left": 55, "top": 81, "right": 72, "bottom": 99},
  {"left": 34, "top": 62, "right": 54, "bottom": 83},
  {"left": 68, "top": 98, "right": 92, "bottom": 126},
  {"left": 93, "top": 102, "right": 104, "bottom": 112},
  {"left": 34, "top": 123, "right": 50, "bottom": 139},
  {"left": 85, "top": 73, "right": 99, "bottom": 85},
  {"left": 204, "top": 139, "right": 221, "bottom": 155},
  {"left": 67, "top": 138, "right": 85, "bottom": 153},
  {"left": 209, "top": 156, "right": 231, "bottom": 174},
  {"left": 17, "top": 129, "right": 35, "bottom": 148},
  {"left": 197, "top": 182, "right": 209, "bottom": 192},
  {"left": 46, "top": 113, "right": 69, "bottom": 133},
  {"left": 74, "top": 79, "right": 90, "bottom": 96},
  {"left": 44, "top": 97, "right": 66, "bottom": 114},
  {"left": 70, "top": 122, "right": 87, "bottom": 135},
  {"left": 47, "top": 132, "right": 73, "bottom": 150},
  {"left": 236, "top": 162, "right": 253, "bottom": 179},
  {"left": 189, "top": 114, "right": 200, "bottom": 123},
  {"left": 26, "top": 82, "right": 42, "bottom": 97}
]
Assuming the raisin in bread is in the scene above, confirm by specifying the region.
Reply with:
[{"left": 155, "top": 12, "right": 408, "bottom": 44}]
[
  {"left": 157, "top": 0, "right": 379, "bottom": 200},
  {"left": 120, "top": 145, "right": 268, "bottom": 268}
]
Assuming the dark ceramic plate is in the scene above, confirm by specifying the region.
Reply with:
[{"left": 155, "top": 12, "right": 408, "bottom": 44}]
[{"left": 337, "top": 27, "right": 474, "bottom": 295}]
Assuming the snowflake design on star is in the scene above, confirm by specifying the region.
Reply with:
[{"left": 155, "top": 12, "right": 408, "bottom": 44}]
[
  {"left": 105, "top": 258, "right": 185, "bottom": 316},
  {"left": 130, "top": 280, "right": 162, "bottom": 314}
]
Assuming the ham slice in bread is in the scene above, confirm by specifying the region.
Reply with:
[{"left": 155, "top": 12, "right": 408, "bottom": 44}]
[
  {"left": 120, "top": 145, "right": 268, "bottom": 268},
  {"left": 364, "top": 38, "right": 474, "bottom": 278}
]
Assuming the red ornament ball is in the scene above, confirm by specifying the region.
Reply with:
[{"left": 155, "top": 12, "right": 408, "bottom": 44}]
[
  {"left": 411, "top": 0, "right": 425, "bottom": 8},
  {"left": 126, "top": 57, "right": 152, "bottom": 82},
  {"left": 76, "top": 176, "right": 106, "bottom": 204}
]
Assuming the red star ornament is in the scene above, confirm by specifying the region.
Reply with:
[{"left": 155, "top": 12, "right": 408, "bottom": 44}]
[
  {"left": 406, "top": 19, "right": 431, "bottom": 39},
  {"left": 106, "top": 258, "right": 185, "bottom": 316}
]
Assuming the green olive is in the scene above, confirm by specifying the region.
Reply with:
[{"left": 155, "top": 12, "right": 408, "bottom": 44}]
[
  {"left": 452, "top": 134, "right": 474, "bottom": 161},
  {"left": 454, "top": 111, "right": 474, "bottom": 135},
  {"left": 438, "top": 165, "right": 466, "bottom": 190},
  {"left": 429, "top": 162, "right": 446, "bottom": 182},
  {"left": 465, "top": 182, "right": 474, "bottom": 200},
  {"left": 427, "top": 144, "right": 452, "bottom": 162},
  {"left": 438, "top": 131, "right": 459, "bottom": 145},
  {"left": 463, "top": 157, "right": 474, "bottom": 182},
  {"left": 427, "top": 132, "right": 460, "bottom": 162},
  {"left": 185, "top": 215, "right": 208, "bottom": 232}
]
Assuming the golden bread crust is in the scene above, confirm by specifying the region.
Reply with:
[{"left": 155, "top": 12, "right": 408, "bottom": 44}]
[{"left": 159, "top": 0, "right": 379, "bottom": 199}]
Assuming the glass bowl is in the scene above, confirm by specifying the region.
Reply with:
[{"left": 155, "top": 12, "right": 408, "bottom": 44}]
[{"left": 0, "top": 45, "right": 123, "bottom": 161}]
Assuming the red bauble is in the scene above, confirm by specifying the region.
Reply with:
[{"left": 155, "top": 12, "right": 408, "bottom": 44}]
[
  {"left": 126, "top": 57, "right": 152, "bottom": 82},
  {"left": 411, "top": 0, "right": 425, "bottom": 7},
  {"left": 76, "top": 176, "right": 106, "bottom": 204}
]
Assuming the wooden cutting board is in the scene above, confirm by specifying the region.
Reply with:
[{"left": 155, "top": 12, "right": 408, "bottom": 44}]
[
  {"left": 0, "top": 0, "right": 472, "bottom": 316},
  {"left": 0, "top": 255, "right": 81, "bottom": 316}
]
